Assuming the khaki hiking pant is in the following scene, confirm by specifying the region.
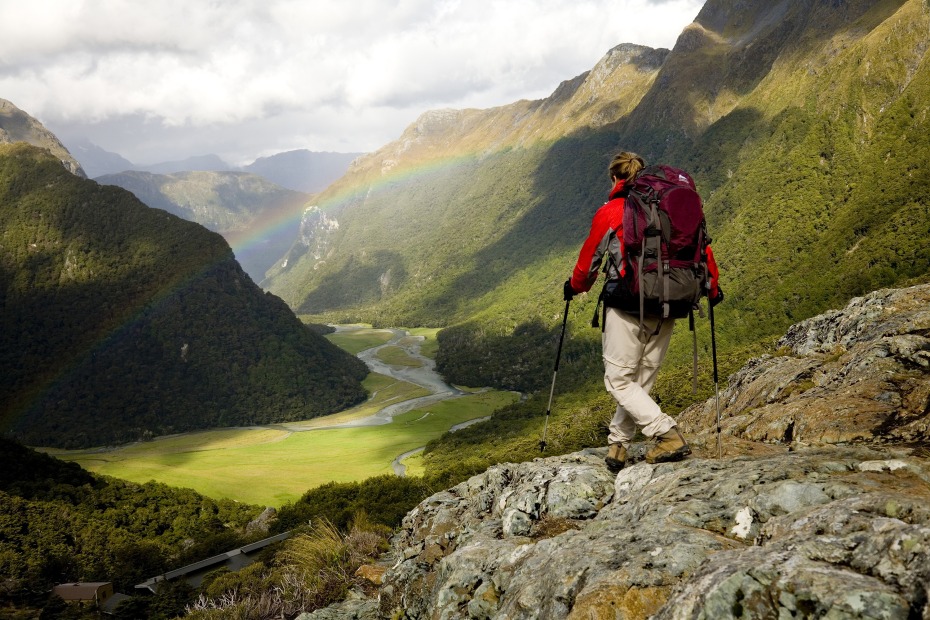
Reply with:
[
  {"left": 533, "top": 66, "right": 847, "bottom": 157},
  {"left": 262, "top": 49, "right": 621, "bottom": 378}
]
[{"left": 602, "top": 307, "right": 677, "bottom": 447}]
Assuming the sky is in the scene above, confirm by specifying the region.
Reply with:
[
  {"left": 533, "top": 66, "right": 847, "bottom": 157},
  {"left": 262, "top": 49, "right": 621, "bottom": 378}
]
[{"left": 1, "top": 0, "right": 705, "bottom": 166}]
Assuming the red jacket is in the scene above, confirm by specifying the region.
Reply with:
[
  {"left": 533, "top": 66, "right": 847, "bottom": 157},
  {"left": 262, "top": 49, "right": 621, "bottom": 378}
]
[{"left": 570, "top": 179, "right": 720, "bottom": 298}]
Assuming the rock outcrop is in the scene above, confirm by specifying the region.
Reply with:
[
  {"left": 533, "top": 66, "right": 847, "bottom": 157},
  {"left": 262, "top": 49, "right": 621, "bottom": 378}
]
[
  {"left": 376, "top": 447, "right": 929, "bottom": 619},
  {"left": 303, "top": 283, "right": 930, "bottom": 619},
  {"left": 678, "top": 283, "right": 930, "bottom": 449}
]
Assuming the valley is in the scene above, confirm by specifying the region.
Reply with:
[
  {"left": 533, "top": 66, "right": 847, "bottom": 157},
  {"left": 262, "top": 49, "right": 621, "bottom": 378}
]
[
  {"left": 46, "top": 325, "right": 517, "bottom": 507},
  {"left": 3, "top": 1, "right": 930, "bottom": 615}
]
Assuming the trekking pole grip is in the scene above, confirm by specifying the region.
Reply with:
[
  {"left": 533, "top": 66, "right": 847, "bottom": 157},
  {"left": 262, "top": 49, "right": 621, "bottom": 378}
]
[{"left": 554, "top": 299, "right": 570, "bottom": 372}]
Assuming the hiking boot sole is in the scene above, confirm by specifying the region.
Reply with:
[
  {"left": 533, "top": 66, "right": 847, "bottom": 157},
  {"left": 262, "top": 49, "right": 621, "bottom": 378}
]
[
  {"left": 605, "top": 457, "right": 625, "bottom": 473},
  {"left": 645, "top": 445, "right": 692, "bottom": 464}
]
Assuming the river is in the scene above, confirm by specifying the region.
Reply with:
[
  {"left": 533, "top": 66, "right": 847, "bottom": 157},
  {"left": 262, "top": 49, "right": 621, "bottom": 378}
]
[
  {"left": 309, "top": 327, "right": 466, "bottom": 429},
  {"left": 324, "top": 327, "right": 490, "bottom": 476}
]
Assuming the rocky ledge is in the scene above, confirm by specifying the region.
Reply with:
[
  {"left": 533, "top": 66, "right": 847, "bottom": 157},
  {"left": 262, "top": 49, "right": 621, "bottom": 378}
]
[
  {"left": 302, "top": 284, "right": 930, "bottom": 620},
  {"left": 678, "top": 283, "right": 930, "bottom": 448},
  {"left": 373, "top": 446, "right": 929, "bottom": 619}
]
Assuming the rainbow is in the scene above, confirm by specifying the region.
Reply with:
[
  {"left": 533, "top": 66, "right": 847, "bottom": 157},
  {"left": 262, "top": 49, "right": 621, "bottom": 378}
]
[
  {"left": 5, "top": 149, "right": 483, "bottom": 439},
  {"left": 223, "top": 150, "right": 485, "bottom": 278}
]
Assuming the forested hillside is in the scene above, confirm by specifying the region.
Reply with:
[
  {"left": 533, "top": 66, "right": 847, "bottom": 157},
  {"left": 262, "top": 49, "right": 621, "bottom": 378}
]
[
  {"left": 96, "top": 169, "right": 312, "bottom": 283},
  {"left": 263, "top": 0, "right": 930, "bottom": 479},
  {"left": 0, "top": 437, "right": 263, "bottom": 617},
  {"left": 0, "top": 143, "right": 368, "bottom": 449}
]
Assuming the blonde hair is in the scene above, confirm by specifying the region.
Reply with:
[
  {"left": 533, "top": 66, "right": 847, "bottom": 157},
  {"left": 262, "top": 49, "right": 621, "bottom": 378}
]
[{"left": 608, "top": 151, "right": 645, "bottom": 183}]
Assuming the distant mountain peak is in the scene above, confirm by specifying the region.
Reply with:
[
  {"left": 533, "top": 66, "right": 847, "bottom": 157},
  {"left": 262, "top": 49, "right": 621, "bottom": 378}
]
[
  {"left": 67, "top": 137, "right": 135, "bottom": 178},
  {"left": 241, "top": 149, "right": 363, "bottom": 193}
]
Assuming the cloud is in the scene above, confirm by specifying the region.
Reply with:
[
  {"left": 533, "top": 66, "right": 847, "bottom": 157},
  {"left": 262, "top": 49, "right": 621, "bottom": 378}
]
[{"left": 0, "top": 0, "right": 705, "bottom": 163}]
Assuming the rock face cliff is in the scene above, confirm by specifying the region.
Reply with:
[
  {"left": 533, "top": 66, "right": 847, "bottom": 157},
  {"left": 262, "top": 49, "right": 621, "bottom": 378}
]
[{"left": 301, "top": 284, "right": 930, "bottom": 619}]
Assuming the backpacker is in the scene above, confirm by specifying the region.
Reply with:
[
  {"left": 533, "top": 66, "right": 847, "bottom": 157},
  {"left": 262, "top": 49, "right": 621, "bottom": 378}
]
[{"left": 594, "top": 164, "right": 711, "bottom": 339}]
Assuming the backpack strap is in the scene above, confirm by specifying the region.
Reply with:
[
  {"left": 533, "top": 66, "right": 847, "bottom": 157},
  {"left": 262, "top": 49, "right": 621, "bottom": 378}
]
[
  {"left": 592, "top": 254, "right": 613, "bottom": 331},
  {"left": 592, "top": 286, "right": 606, "bottom": 331},
  {"left": 638, "top": 201, "right": 664, "bottom": 344}
]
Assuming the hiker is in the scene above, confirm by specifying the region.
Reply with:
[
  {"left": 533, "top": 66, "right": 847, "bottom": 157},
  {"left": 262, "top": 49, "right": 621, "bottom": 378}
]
[{"left": 563, "top": 151, "right": 721, "bottom": 472}]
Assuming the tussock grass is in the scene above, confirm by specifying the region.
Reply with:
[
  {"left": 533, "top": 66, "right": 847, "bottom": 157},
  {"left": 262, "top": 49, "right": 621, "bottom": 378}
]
[{"left": 187, "top": 515, "right": 389, "bottom": 619}]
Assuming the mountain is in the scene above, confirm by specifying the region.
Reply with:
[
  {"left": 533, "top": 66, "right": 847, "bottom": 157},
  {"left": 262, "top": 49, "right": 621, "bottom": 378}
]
[
  {"left": 96, "top": 170, "right": 312, "bottom": 283},
  {"left": 138, "top": 153, "right": 232, "bottom": 174},
  {"left": 242, "top": 149, "right": 363, "bottom": 193},
  {"left": 62, "top": 137, "right": 361, "bottom": 192},
  {"left": 67, "top": 137, "right": 136, "bottom": 177},
  {"left": 0, "top": 98, "right": 86, "bottom": 177},
  {"left": 71, "top": 147, "right": 361, "bottom": 284},
  {"left": 0, "top": 143, "right": 368, "bottom": 449},
  {"left": 260, "top": 42, "right": 669, "bottom": 324},
  {"left": 55, "top": 137, "right": 233, "bottom": 176},
  {"left": 262, "top": 0, "right": 930, "bottom": 388}
]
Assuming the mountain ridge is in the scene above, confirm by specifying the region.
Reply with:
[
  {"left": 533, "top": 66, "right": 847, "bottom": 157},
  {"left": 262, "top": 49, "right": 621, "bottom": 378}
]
[
  {"left": 95, "top": 169, "right": 312, "bottom": 283},
  {"left": 61, "top": 135, "right": 363, "bottom": 194},
  {"left": 262, "top": 0, "right": 929, "bottom": 371},
  {"left": 0, "top": 143, "right": 368, "bottom": 448},
  {"left": 0, "top": 98, "right": 86, "bottom": 177}
]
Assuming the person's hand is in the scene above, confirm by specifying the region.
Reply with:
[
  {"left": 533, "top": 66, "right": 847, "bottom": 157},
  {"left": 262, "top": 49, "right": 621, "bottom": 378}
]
[
  {"left": 563, "top": 280, "right": 575, "bottom": 301},
  {"left": 710, "top": 285, "right": 724, "bottom": 307}
]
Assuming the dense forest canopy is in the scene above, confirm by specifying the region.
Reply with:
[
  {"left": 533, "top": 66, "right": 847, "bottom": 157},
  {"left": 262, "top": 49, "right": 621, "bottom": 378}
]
[{"left": 0, "top": 437, "right": 264, "bottom": 616}]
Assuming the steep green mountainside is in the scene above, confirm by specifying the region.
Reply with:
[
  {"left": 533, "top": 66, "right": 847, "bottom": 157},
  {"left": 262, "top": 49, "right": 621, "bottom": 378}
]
[
  {"left": 96, "top": 169, "right": 312, "bottom": 283},
  {"left": 676, "top": 0, "right": 930, "bottom": 341},
  {"left": 264, "top": 43, "right": 668, "bottom": 327},
  {"left": 263, "top": 0, "right": 930, "bottom": 480},
  {"left": 0, "top": 143, "right": 367, "bottom": 449},
  {"left": 1, "top": 98, "right": 86, "bottom": 177}
]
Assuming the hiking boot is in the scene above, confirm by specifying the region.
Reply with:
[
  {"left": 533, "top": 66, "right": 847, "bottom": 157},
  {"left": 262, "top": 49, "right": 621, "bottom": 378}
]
[
  {"left": 645, "top": 427, "right": 691, "bottom": 464},
  {"left": 605, "top": 443, "right": 627, "bottom": 473}
]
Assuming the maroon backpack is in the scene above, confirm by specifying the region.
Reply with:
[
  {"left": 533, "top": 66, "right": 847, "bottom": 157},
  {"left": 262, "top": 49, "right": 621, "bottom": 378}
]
[{"left": 597, "top": 165, "right": 711, "bottom": 337}]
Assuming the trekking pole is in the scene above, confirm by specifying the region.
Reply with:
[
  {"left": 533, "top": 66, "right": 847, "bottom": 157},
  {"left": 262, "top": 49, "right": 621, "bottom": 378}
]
[
  {"left": 540, "top": 298, "right": 570, "bottom": 452},
  {"left": 709, "top": 297, "right": 722, "bottom": 459}
]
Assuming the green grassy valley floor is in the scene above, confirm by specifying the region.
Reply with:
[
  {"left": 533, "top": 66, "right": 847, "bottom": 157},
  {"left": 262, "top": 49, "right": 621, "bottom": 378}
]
[{"left": 44, "top": 326, "right": 516, "bottom": 506}]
